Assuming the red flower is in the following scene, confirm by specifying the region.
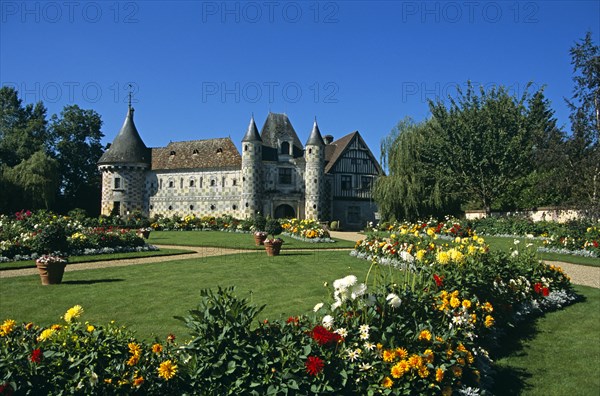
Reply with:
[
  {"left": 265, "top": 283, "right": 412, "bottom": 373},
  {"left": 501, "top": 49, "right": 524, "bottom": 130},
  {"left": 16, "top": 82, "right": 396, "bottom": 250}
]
[
  {"left": 433, "top": 274, "right": 444, "bottom": 288},
  {"left": 0, "top": 383, "right": 14, "bottom": 396},
  {"left": 305, "top": 356, "right": 325, "bottom": 376},
  {"left": 311, "top": 325, "right": 342, "bottom": 346},
  {"left": 286, "top": 316, "right": 299, "bottom": 325},
  {"left": 534, "top": 283, "right": 543, "bottom": 294},
  {"left": 166, "top": 333, "right": 176, "bottom": 343},
  {"left": 542, "top": 287, "right": 549, "bottom": 297},
  {"left": 30, "top": 348, "right": 42, "bottom": 363}
]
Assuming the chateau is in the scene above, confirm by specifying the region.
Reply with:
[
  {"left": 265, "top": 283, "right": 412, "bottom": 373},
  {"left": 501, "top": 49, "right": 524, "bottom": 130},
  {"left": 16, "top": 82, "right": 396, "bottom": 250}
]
[{"left": 97, "top": 106, "right": 383, "bottom": 229}]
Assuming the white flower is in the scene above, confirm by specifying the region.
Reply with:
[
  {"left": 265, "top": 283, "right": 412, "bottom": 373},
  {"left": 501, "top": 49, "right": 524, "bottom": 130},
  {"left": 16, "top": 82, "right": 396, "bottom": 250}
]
[
  {"left": 346, "top": 348, "right": 361, "bottom": 361},
  {"left": 359, "top": 332, "right": 370, "bottom": 340},
  {"left": 359, "top": 324, "right": 370, "bottom": 333},
  {"left": 514, "top": 239, "right": 520, "bottom": 245},
  {"left": 335, "top": 327, "right": 348, "bottom": 338},
  {"left": 399, "top": 251, "right": 414, "bottom": 263},
  {"left": 322, "top": 315, "right": 334, "bottom": 329},
  {"left": 359, "top": 362, "right": 373, "bottom": 371},
  {"left": 386, "top": 293, "right": 401, "bottom": 308},
  {"left": 331, "top": 298, "right": 342, "bottom": 311},
  {"left": 350, "top": 283, "right": 367, "bottom": 299},
  {"left": 333, "top": 275, "right": 357, "bottom": 290},
  {"left": 313, "top": 303, "right": 324, "bottom": 312},
  {"left": 511, "top": 250, "right": 519, "bottom": 257},
  {"left": 363, "top": 341, "right": 375, "bottom": 351}
]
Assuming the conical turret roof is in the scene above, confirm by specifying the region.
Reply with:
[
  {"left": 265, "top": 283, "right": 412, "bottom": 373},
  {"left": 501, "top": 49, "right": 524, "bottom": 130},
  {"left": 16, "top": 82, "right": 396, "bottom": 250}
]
[
  {"left": 306, "top": 119, "right": 325, "bottom": 146},
  {"left": 242, "top": 115, "right": 262, "bottom": 142},
  {"left": 98, "top": 107, "right": 150, "bottom": 165}
]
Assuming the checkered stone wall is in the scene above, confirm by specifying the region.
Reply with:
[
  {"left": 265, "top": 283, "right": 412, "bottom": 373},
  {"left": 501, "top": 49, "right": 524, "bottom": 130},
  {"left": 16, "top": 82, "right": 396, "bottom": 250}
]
[
  {"left": 304, "top": 144, "right": 324, "bottom": 220},
  {"left": 99, "top": 164, "right": 149, "bottom": 216}
]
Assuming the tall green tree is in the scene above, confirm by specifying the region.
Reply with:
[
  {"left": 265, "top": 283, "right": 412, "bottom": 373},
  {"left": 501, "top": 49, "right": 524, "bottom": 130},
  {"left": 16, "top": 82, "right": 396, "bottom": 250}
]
[
  {"left": 565, "top": 32, "right": 599, "bottom": 216},
  {"left": 50, "top": 105, "right": 104, "bottom": 215},
  {"left": 428, "top": 83, "right": 541, "bottom": 213},
  {"left": 3, "top": 151, "right": 59, "bottom": 209}
]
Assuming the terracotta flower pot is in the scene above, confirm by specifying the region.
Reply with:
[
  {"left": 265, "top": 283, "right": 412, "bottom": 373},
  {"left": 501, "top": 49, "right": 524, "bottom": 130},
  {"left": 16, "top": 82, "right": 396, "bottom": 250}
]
[
  {"left": 36, "top": 261, "right": 67, "bottom": 285},
  {"left": 254, "top": 233, "right": 268, "bottom": 246},
  {"left": 264, "top": 239, "right": 283, "bottom": 256}
]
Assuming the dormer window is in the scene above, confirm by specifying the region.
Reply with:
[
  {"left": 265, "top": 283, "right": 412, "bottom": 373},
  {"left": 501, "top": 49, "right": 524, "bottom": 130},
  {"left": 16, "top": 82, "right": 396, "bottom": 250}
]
[
  {"left": 193, "top": 149, "right": 199, "bottom": 155},
  {"left": 170, "top": 150, "right": 176, "bottom": 156},
  {"left": 216, "top": 148, "right": 223, "bottom": 154},
  {"left": 280, "top": 141, "right": 290, "bottom": 155}
]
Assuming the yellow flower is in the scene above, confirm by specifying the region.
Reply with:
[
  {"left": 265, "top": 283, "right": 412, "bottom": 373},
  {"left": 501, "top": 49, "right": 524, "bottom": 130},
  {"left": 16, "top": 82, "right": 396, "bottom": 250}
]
[
  {"left": 415, "top": 250, "right": 426, "bottom": 261},
  {"left": 417, "top": 366, "right": 430, "bottom": 378},
  {"left": 128, "top": 342, "right": 141, "bottom": 356},
  {"left": 391, "top": 361, "right": 409, "bottom": 378},
  {"left": 408, "top": 354, "right": 423, "bottom": 368},
  {"left": 462, "top": 299, "right": 472, "bottom": 309},
  {"left": 382, "top": 376, "right": 394, "bottom": 388},
  {"left": 436, "top": 251, "right": 450, "bottom": 264},
  {"left": 435, "top": 367, "right": 445, "bottom": 382},
  {"left": 127, "top": 354, "right": 140, "bottom": 366},
  {"left": 158, "top": 360, "right": 178, "bottom": 380},
  {"left": 37, "top": 328, "right": 56, "bottom": 341},
  {"left": 485, "top": 315, "right": 495, "bottom": 328},
  {"left": 132, "top": 376, "right": 144, "bottom": 387},
  {"left": 423, "top": 349, "right": 434, "bottom": 363},
  {"left": 452, "top": 366, "right": 462, "bottom": 378},
  {"left": 448, "top": 248, "right": 464, "bottom": 263},
  {"left": 152, "top": 343, "right": 163, "bottom": 354},
  {"left": 87, "top": 325, "right": 95, "bottom": 332},
  {"left": 383, "top": 349, "right": 396, "bottom": 362},
  {"left": 450, "top": 297, "right": 461, "bottom": 309},
  {"left": 64, "top": 305, "right": 84, "bottom": 323},
  {"left": 482, "top": 302, "right": 494, "bottom": 312},
  {"left": 427, "top": 228, "right": 435, "bottom": 237},
  {"left": 395, "top": 347, "right": 408, "bottom": 359},
  {"left": 0, "top": 319, "right": 16, "bottom": 336},
  {"left": 418, "top": 329, "right": 432, "bottom": 342}
]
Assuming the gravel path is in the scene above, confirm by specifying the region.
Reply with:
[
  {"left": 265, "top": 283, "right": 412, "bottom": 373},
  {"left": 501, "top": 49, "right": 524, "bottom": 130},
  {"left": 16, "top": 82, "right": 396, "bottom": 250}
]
[{"left": 1, "top": 235, "right": 598, "bottom": 289}]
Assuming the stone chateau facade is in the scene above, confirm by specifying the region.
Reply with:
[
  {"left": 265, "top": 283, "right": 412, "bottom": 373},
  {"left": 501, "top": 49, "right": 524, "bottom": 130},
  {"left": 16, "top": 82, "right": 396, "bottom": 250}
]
[{"left": 98, "top": 106, "right": 383, "bottom": 229}]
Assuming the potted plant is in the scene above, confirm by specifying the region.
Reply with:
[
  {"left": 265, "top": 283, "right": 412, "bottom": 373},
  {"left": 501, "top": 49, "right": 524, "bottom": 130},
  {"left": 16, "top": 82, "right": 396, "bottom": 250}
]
[
  {"left": 253, "top": 213, "right": 268, "bottom": 246},
  {"left": 35, "top": 255, "right": 68, "bottom": 285},
  {"left": 264, "top": 218, "right": 284, "bottom": 256}
]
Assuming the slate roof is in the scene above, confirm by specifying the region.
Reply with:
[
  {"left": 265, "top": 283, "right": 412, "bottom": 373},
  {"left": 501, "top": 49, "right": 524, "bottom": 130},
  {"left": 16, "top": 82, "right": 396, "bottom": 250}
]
[
  {"left": 242, "top": 116, "right": 262, "bottom": 142},
  {"left": 260, "top": 113, "right": 304, "bottom": 158},
  {"left": 151, "top": 137, "right": 241, "bottom": 170},
  {"left": 98, "top": 107, "right": 150, "bottom": 165},
  {"left": 306, "top": 120, "right": 325, "bottom": 146}
]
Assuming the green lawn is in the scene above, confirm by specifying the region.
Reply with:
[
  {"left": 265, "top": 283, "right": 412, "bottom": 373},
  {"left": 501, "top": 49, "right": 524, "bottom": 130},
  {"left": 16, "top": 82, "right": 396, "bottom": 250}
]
[
  {"left": 483, "top": 236, "right": 600, "bottom": 267},
  {"left": 0, "top": 248, "right": 193, "bottom": 271},
  {"left": 0, "top": 250, "right": 368, "bottom": 341},
  {"left": 148, "top": 230, "right": 357, "bottom": 249},
  {"left": 493, "top": 285, "right": 600, "bottom": 395}
]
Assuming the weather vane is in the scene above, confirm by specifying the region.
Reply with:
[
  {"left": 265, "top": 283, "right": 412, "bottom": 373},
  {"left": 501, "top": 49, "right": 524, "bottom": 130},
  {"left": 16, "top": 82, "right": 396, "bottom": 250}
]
[{"left": 127, "top": 83, "right": 133, "bottom": 109}]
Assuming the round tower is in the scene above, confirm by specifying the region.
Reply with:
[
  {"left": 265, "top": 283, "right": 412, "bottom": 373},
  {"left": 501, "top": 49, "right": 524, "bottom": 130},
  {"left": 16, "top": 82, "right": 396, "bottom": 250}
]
[
  {"left": 97, "top": 105, "right": 150, "bottom": 217},
  {"left": 304, "top": 119, "right": 325, "bottom": 220},
  {"left": 241, "top": 115, "right": 263, "bottom": 218}
]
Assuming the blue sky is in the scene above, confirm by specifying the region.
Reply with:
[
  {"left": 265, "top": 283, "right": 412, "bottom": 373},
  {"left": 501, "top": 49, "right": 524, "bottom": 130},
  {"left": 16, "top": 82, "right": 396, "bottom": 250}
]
[{"left": 1, "top": 1, "right": 598, "bottom": 163}]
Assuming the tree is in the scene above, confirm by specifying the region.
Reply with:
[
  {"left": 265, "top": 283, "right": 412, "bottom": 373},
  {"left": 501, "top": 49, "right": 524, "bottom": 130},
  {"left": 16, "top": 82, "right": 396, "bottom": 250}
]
[
  {"left": 565, "top": 32, "right": 599, "bottom": 216},
  {"left": 428, "top": 83, "right": 551, "bottom": 213},
  {"left": 50, "top": 105, "right": 104, "bottom": 215},
  {"left": 3, "top": 151, "right": 59, "bottom": 209},
  {"left": 373, "top": 117, "right": 458, "bottom": 221}
]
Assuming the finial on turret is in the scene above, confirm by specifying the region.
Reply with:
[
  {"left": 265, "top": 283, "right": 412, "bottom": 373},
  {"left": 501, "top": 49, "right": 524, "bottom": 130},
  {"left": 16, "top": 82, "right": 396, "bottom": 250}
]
[{"left": 127, "top": 83, "right": 133, "bottom": 110}]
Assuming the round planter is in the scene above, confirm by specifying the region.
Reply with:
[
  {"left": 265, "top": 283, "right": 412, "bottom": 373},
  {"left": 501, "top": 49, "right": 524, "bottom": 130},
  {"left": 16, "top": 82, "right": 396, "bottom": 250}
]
[
  {"left": 36, "top": 262, "right": 67, "bottom": 285},
  {"left": 264, "top": 239, "right": 283, "bottom": 256},
  {"left": 254, "top": 233, "right": 267, "bottom": 246}
]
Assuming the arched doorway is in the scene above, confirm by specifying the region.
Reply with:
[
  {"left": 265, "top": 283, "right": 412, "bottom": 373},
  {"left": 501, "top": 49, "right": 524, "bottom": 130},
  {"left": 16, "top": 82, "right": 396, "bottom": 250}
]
[{"left": 274, "top": 204, "right": 295, "bottom": 219}]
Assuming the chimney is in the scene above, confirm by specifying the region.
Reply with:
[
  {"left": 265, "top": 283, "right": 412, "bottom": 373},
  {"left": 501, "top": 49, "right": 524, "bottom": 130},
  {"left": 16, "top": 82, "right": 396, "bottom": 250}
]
[{"left": 323, "top": 135, "right": 334, "bottom": 145}]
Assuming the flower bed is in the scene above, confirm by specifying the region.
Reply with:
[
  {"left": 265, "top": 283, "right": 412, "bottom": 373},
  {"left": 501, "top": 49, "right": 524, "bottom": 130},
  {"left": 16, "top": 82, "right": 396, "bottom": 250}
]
[
  {"left": 0, "top": 210, "right": 149, "bottom": 262},
  {"left": 281, "top": 218, "right": 334, "bottom": 242},
  {"left": 1, "top": 231, "right": 576, "bottom": 394}
]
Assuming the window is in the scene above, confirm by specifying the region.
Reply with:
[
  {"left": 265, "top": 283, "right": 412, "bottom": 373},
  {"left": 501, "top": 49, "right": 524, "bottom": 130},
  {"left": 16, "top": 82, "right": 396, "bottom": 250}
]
[
  {"left": 193, "top": 149, "right": 199, "bottom": 155},
  {"left": 210, "top": 179, "right": 216, "bottom": 187},
  {"left": 244, "top": 144, "right": 248, "bottom": 152},
  {"left": 347, "top": 206, "right": 361, "bottom": 224},
  {"left": 170, "top": 150, "right": 176, "bottom": 156},
  {"left": 216, "top": 148, "right": 223, "bottom": 154},
  {"left": 200, "top": 177, "right": 203, "bottom": 188},
  {"left": 232, "top": 204, "right": 237, "bottom": 210},
  {"left": 280, "top": 142, "right": 290, "bottom": 155},
  {"left": 279, "top": 168, "right": 292, "bottom": 184},
  {"left": 114, "top": 177, "right": 121, "bottom": 189},
  {"left": 189, "top": 179, "right": 195, "bottom": 187},
  {"left": 341, "top": 175, "right": 352, "bottom": 191},
  {"left": 113, "top": 201, "right": 121, "bottom": 215},
  {"left": 222, "top": 177, "right": 225, "bottom": 187},
  {"left": 159, "top": 179, "right": 163, "bottom": 189},
  {"left": 210, "top": 204, "right": 216, "bottom": 210},
  {"left": 190, "top": 205, "right": 194, "bottom": 210},
  {"left": 232, "top": 179, "right": 237, "bottom": 186},
  {"left": 361, "top": 176, "right": 372, "bottom": 190},
  {"left": 180, "top": 178, "right": 183, "bottom": 189},
  {"left": 168, "top": 180, "right": 174, "bottom": 188}
]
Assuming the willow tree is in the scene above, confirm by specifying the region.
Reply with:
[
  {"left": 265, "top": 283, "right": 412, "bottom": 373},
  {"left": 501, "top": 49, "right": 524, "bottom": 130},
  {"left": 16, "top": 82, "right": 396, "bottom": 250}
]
[{"left": 373, "top": 117, "right": 458, "bottom": 221}]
